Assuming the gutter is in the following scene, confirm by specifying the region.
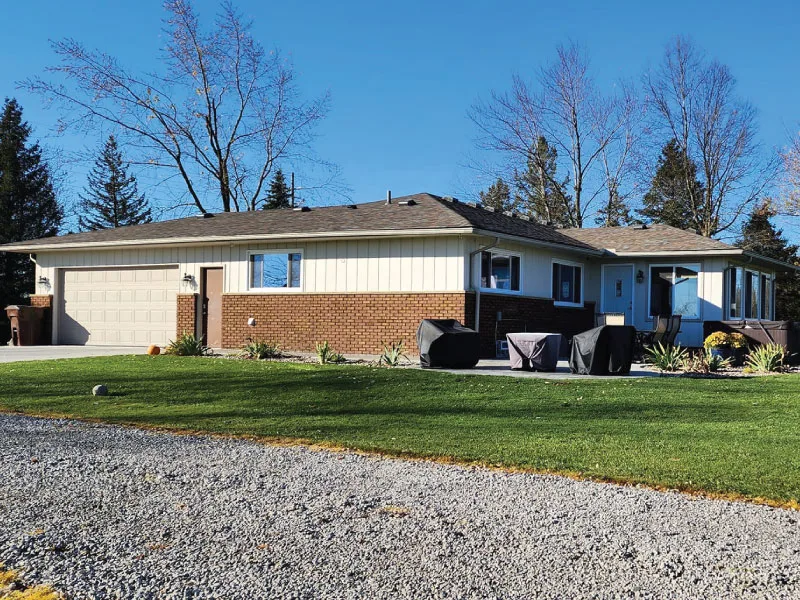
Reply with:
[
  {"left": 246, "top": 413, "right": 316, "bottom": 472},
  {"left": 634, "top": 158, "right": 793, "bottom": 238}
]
[
  {"left": 468, "top": 236, "right": 500, "bottom": 333},
  {"left": 0, "top": 227, "right": 477, "bottom": 253},
  {"left": 472, "top": 228, "right": 604, "bottom": 256}
]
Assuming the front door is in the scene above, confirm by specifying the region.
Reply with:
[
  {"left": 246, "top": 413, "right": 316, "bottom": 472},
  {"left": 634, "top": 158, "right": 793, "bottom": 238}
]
[
  {"left": 602, "top": 265, "right": 633, "bottom": 324},
  {"left": 202, "top": 268, "right": 223, "bottom": 348}
]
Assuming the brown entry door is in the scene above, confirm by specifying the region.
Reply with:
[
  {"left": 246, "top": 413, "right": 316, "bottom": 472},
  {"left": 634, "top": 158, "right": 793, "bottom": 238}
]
[{"left": 202, "top": 268, "right": 223, "bottom": 348}]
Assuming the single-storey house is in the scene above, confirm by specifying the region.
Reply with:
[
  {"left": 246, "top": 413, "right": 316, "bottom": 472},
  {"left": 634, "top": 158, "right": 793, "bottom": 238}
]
[{"left": 1, "top": 192, "right": 795, "bottom": 355}]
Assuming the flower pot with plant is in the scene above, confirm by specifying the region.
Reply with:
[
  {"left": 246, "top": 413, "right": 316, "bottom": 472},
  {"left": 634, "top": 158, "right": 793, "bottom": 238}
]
[{"left": 703, "top": 331, "right": 748, "bottom": 366}]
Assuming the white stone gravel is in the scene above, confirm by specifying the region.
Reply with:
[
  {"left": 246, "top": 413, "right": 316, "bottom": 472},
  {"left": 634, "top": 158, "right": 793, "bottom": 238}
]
[{"left": 1, "top": 414, "right": 799, "bottom": 599}]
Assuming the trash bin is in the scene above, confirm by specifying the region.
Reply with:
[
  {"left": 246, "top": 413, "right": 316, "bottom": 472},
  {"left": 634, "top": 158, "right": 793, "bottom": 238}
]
[{"left": 5, "top": 305, "right": 46, "bottom": 346}]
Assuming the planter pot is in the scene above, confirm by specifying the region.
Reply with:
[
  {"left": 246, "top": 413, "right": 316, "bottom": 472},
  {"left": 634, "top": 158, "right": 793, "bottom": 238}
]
[{"left": 710, "top": 346, "right": 744, "bottom": 366}]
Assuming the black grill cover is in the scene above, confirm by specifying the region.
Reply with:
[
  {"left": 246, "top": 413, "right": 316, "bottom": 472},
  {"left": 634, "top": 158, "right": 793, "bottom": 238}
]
[
  {"left": 417, "top": 319, "right": 480, "bottom": 369},
  {"left": 569, "top": 325, "right": 636, "bottom": 375}
]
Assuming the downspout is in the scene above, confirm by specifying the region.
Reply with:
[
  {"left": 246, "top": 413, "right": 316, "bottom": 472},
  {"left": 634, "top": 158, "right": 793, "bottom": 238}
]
[{"left": 468, "top": 237, "right": 500, "bottom": 332}]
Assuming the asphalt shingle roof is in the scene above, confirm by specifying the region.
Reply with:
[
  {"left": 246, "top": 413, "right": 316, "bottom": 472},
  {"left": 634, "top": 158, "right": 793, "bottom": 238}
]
[
  {"left": 560, "top": 223, "right": 736, "bottom": 254},
  {"left": 0, "top": 193, "right": 597, "bottom": 252}
]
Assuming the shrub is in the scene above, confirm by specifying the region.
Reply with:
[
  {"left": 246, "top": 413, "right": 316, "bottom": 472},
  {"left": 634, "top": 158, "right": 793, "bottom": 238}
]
[
  {"left": 745, "top": 343, "right": 786, "bottom": 373},
  {"left": 683, "top": 349, "right": 731, "bottom": 374},
  {"left": 164, "top": 333, "right": 210, "bottom": 357},
  {"left": 240, "top": 339, "right": 281, "bottom": 360},
  {"left": 378, "top": 341, "right": 408, "bottom": 367},
  {"left": 704, "top": 331, "right": 748, "bottom": 350},
  {"left": 703, "top": 331, "right": 730, "bottom": 349},
  {"left": 315, "top": 341, "right": 345, "bottom": 364},
  {"left": 728, "top": 332, "right": 748, "bottom": 349},
  {"left": 645, "top": 342, "right": 688, "bottom": 371}
]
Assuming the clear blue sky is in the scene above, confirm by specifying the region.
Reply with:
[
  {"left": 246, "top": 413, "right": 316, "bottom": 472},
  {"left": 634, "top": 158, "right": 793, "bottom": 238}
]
[{"left": 2, "top": 0, "right": 799, "bottom": 234}]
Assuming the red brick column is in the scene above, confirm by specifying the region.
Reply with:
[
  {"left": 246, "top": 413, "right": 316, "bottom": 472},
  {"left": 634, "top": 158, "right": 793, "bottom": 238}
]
[
  {"left": 176, "top": 294, "right": 198, "bottom": 338},
  {"left": 30, "top": 294, "right": 53, "bottom": 345},
  {"left": 470, "top": 292, "right": 596, "bottom": 357},
  {"left": 221, "top": 292, "right": 470, "bottom": 354}
]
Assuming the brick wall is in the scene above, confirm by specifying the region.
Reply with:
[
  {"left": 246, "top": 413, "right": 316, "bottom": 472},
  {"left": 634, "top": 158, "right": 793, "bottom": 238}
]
[
  {"left": 221, "top": 292, "right": 468, "bottom": 354},
  {"left": 465, "top": 292, "right": 595, "bottom": 357},
  {"left": 29, "top": 294, "right": 53, "bottom": 345},
  {"left": 177, "top": 294, "right": 198, "bottom": 338}
]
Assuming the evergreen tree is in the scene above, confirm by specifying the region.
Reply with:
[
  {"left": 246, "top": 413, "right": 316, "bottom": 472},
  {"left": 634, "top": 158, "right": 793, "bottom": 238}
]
[
  {"left": 736, "top": 200, "right": 800, "bottom": 320},
  {"left": 79, "top": 135, "right": 151, "bottom": 231},
  {"left": 0, "top": 98, "right": 62, "bottom": 340},
  {"left": 263, "top": 169, "right": 292, "bottom": 209},
  {"left": 639, "top": 139, "right": 703, "bottom": 231},
  {"left": 478, "top": 178, "right": 514, "bottom": 213},
  {"left": 514, "top": 136, "right": 572, "bottom": 227},
  {"left": 595, "top": 181, "right": 633, "bottom": 227}
]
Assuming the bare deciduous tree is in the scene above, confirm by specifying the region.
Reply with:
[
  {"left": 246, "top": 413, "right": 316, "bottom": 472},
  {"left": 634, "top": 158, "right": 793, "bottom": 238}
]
[
  {"left": 469, "top": 43, "right": 632, "bottom": 228},
  {"left": 25, "top": 0, "right": 331, "bottom": 214},
  {"left": 592, "top": 82, "right": 646, "bottom": 226},
  {"left": 646, "top": 36, "right": 774, "bottom": 237},
  {"left": 781, "top": 133, "right": 800, "bottom": 213}
]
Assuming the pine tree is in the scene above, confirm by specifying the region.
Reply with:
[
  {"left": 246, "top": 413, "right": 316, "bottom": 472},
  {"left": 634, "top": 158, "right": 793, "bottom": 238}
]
[
  {"left": 736, "top": 200, "right": 800, "bottom": 320},
  {"left": 595, "top": 181, "right": 633, "bottom": 227},
  {"left": 514, "top": 136, "right": 572, "bottom": 227},
  {"left": 639, "top": 139, "right": 703, "bottom": 231},
  {"left": 79, "top": 135, "right": 151, "bottom": 231},
  {"left": 0, "top": 98, "right": 62, "bottom": 339},
  {"left": 263, "top": 169, "right": 292, "bottom": 209},
  {"left": 478, "top": 178, "right": 514, "bottom": 213}
]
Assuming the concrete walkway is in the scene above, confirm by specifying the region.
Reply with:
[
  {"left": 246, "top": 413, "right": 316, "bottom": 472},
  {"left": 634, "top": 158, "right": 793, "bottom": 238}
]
[
  {"left": 441, "top": 358, "right": 661, "bottom": 379},
  {"left": 0, "top": 345, "right": 147, "bottom": 363}
]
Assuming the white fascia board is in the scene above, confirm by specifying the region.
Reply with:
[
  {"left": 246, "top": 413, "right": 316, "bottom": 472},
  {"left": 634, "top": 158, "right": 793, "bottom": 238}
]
[
  {"left": 1, "top": 227, "right": 476, "bottom": 253},
  {"left": 603, "top": 249, "right": 743, "bottom": 257},
  {"left": 471, "top": 229, "right": 605, "bottom": 256}
]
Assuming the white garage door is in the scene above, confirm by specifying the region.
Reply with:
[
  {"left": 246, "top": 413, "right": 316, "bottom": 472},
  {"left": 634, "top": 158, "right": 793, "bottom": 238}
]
[{"left": 59, "top": 267, "right": 179, "bottom": 346}]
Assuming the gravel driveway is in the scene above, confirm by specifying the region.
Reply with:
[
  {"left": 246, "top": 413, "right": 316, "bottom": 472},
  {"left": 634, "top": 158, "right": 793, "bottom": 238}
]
[{"left": 1, "top": 415, "right": 799, "bottom": 599}]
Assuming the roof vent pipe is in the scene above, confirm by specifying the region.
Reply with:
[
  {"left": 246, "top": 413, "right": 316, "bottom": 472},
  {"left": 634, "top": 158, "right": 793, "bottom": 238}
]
[{"left": 386, "top": 190, "right": 392, "bottom": 205}]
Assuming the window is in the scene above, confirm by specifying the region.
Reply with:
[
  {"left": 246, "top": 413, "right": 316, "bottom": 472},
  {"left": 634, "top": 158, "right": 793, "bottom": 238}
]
[
  {"left": 728, "top": 267, "right": 742, "bottom": 318},
  {"left": 745, "top": 270, "right": 760, "bottom": 319},
  {"left": 725, "top": 267, "right": 774, "bottom": 320},
  {"left": 480, "top": 251, "right": 520, "bottom": 292},
  {"left": 551, "top": 261, "right": 583, "bottom": 306},
  {"left": 649, "top": 264, "right": 699, "bottom": 319},
  {"left": 761, "top": 274, "right": 773, "bottom": 320},
  {"left": 249, "top": 252, "right": 301, "bottom": 289}
]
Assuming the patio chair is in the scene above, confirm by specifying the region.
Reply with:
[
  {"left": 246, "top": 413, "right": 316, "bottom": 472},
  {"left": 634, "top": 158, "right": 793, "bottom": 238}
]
[
  {"left": 664, "top": 315, "right": 682, "bottom": 346},
  {"left": 648, "top": 315, "right": 670, "bottom": 346}
]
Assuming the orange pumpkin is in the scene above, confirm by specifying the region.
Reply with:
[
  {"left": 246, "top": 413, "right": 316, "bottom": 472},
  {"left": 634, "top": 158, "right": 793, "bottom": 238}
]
[{"left": 147, "top": 344, "right": 161, "bottom": 356}]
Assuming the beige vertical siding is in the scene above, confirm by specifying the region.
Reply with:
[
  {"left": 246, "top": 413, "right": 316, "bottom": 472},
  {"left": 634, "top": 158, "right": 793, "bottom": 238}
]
[{"left": 32, "top": 235, "right": 466, "bottom": 296}]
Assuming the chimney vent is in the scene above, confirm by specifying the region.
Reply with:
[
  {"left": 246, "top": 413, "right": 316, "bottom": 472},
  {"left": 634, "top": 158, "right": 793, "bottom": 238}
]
[{"left": 386, "top": 190, "right": 392, "bottom": 205}]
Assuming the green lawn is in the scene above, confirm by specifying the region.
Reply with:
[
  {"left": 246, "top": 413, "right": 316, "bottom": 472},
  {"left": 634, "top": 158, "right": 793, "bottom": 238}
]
[{"left": 1, "top": 356, "right": 799, "bottom": 505}]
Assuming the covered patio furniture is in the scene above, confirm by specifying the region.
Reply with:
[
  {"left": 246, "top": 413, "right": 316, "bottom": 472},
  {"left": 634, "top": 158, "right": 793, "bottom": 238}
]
[
  {"left": 506, "top": 332, "right": 563, "bottom": 372},
  {"left": 570, "top": 325, "right": 637, "bottom": 375},
  {"left": 417, "top": 319, "right": 480, "bottom": 369}
]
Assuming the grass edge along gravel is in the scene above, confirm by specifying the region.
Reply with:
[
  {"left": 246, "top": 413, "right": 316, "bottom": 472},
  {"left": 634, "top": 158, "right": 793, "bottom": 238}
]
[{"left": 1, "top": 355, "right": 799, "bottom": 508}]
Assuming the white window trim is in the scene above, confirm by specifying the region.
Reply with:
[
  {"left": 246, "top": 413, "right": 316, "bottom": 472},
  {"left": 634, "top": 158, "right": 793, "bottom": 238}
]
[
  {"left": 478, "top": 249, "right": 523, "bottom": 295},
  {"left": 551, "top": 258, "right": 584, "bottom": 307},
  {"left": 247, "top": 249, "right": 303, "bottom": 292},
  {"left": 726, "top": 265, "right": 776, "bottom": 320},
  {"left": 647, "top": 263, "right": 701, "bottom": 320}
]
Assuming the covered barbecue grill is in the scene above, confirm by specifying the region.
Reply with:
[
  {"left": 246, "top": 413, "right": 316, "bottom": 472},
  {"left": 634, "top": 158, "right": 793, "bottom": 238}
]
[
  {"left": 417, "top": 319, "right": 480, "bottom": 369},
  {"left": 569, "top": 325, "right": 636, "bottom": 375}
]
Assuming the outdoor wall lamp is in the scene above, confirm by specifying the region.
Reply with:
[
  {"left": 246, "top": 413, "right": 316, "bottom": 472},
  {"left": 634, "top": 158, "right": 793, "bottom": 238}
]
[
  {"left": 182, "top": 273, "right": 194, "bottom": 284},
  {"left": 38, "top": 276, "right": 50, "bottom": 286},
  {"left": 636, "top": 269, "right": 644, "bottom": 284}
]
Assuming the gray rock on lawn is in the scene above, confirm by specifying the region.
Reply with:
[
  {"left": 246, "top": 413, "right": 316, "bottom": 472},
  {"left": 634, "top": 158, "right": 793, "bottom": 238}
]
[{"left": 92, "top": 384, "right": 108, "bottom": 396}]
